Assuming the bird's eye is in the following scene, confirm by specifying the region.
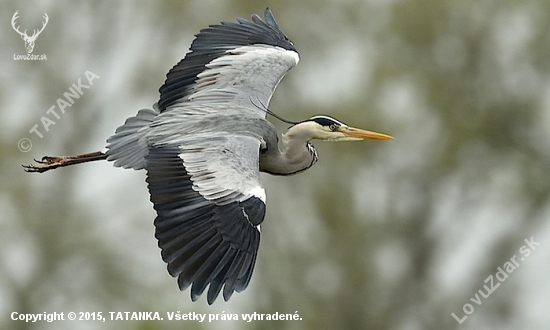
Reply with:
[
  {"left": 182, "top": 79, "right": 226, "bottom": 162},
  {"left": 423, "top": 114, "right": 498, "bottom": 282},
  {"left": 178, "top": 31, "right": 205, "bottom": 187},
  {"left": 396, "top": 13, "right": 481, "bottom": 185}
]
[{"left": 329, "top": 124, "right": 338, "bottom": 131}]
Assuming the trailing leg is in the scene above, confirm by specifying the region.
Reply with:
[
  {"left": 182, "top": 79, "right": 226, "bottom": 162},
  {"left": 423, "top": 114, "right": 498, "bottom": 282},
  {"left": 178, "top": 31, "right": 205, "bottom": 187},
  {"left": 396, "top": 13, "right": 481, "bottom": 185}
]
[{"left": 23, "top": 151, "right": 107, "bottom": 173}]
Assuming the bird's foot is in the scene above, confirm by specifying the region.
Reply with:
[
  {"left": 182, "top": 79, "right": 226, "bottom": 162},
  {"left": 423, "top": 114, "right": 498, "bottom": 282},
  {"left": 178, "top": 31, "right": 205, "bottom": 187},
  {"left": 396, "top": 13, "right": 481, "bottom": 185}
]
[
  {"left": 22, "top": 151, "right": 107, "bottom": 173},
  {"left": 22, "top": 156, "right": 68, "bottom": 173}
]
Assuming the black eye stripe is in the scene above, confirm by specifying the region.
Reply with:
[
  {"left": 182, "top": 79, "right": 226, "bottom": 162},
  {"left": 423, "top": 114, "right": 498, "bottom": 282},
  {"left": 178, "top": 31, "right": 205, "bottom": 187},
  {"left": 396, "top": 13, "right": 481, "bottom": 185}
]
[
  {"left": 292, "top": 116, "right": 346, "bottom": 128},
  {"left": 308, "top": 116, "right": 345, "bottom": 127},
  {"left": 311, "top": 118, "right": 336, "bottom": 126}
]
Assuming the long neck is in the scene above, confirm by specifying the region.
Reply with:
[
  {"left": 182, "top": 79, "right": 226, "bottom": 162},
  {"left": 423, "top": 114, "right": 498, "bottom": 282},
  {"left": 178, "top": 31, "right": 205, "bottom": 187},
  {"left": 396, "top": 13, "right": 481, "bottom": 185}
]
[{"left": 259, "top": 127, "right": 318, "bottom": 176}]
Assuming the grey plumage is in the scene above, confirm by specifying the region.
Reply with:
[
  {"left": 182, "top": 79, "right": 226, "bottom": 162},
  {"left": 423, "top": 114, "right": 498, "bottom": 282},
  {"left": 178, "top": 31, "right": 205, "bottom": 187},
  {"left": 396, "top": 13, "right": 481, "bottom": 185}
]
[
  {"left": 157, "top": 8, "right": 296, "bottom": 111},
  {"left": 105, "top": 107, "right": 158, "bottom": 170},
  {"left": 24, "top": 7, "right": 393, "bottom": 305},
  {"left": 106, "top": 8, "right": 298, "bottom": 304}
]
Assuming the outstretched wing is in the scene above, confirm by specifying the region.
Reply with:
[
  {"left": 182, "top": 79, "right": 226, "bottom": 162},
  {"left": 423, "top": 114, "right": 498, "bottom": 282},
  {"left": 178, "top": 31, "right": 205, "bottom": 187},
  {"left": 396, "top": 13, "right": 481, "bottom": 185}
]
[
  {"left": 157, "top": 8, "right": 299, "bottom": 117},
  {"left": 146, "top": 134, "right": 266, "bottom": 304}
]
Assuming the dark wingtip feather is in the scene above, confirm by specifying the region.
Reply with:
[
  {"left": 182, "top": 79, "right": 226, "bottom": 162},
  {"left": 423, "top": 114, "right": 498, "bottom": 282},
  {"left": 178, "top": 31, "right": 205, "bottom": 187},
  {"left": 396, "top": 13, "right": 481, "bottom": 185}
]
[{"left": 264, "top": 7, "right": 279, "bottom": 29}]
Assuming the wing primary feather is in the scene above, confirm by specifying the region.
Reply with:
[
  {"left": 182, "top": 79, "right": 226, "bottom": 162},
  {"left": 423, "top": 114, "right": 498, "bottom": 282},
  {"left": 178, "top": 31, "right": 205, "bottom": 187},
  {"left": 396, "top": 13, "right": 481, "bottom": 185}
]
[
  {"left": 205, "top": 248, "right": 239, "bottom": 303},
  {"left": 146, "top": 145, "right": 263, "bottom": 304}
]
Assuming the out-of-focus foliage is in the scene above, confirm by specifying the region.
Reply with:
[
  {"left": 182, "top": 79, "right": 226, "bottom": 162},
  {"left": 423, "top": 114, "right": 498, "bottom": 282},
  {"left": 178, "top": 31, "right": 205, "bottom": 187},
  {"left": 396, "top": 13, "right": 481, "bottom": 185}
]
[{"left": 1, "top": 1, "right": 550, "bottom": 329}]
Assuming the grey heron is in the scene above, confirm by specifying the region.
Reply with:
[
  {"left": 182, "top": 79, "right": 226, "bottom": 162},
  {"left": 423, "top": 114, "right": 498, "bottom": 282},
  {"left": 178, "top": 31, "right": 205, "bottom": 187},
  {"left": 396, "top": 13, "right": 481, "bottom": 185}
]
[{"left": 24, "top": 8, "right": 393, "bottom": 304}]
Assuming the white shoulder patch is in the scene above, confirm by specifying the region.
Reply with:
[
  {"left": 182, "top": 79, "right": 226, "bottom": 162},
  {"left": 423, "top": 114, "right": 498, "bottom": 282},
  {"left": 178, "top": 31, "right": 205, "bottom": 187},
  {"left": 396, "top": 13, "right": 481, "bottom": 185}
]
[
  {"left": 287, "top": 48, "right": 300, "bottom": 65},
  {"left": 228, "top": 45, "right": 299, "bottom": 65},
  {"left": 247, "top": 186, "right": 267, "bottom": 203}
]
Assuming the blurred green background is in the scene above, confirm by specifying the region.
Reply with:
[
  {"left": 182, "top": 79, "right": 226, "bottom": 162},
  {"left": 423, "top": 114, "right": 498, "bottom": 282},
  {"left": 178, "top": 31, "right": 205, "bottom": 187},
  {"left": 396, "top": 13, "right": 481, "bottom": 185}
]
[{"left": 2, "top": 0, "right": 550, "bottom": 329}]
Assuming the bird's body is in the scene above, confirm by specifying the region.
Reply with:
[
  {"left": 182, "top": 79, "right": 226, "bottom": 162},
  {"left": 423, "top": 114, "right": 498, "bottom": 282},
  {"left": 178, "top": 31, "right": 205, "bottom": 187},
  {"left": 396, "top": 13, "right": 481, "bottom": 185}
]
[{"left": 24, "top": 8, "right": 392, "bottom": 304}]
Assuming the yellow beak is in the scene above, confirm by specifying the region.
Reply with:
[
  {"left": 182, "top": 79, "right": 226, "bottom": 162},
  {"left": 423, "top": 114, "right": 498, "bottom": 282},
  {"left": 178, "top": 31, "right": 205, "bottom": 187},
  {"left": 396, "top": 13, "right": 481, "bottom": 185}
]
[{"left": 339, "top": 126, "right": 394, "bottom": 140}]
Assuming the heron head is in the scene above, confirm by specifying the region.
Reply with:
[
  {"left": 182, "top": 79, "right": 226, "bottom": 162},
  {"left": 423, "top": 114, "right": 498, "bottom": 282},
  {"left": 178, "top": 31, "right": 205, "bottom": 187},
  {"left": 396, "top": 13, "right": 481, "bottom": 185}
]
[{"left": 294, "top": 115, "right": 394, "bottom": 142}]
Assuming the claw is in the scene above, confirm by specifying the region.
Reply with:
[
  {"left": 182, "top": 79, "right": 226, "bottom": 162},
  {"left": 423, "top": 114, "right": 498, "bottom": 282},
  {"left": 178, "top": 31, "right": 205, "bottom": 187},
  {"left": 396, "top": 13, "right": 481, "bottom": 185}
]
[
  {"left": 22, "top": 164, "right": 46, "bottom": 173},
  {"left": 23, "top": 151, "right": 107, "bottom": 173},
  {"left": 22, "top": 156, "right": 67, "bottom": 173}
]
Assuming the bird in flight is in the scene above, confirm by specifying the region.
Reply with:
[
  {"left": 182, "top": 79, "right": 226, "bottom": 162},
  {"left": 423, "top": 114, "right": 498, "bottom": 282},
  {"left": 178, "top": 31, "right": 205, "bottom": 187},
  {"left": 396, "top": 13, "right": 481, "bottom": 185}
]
[{"left": 24, "top": 8, "right": 393, "bottom": 304}]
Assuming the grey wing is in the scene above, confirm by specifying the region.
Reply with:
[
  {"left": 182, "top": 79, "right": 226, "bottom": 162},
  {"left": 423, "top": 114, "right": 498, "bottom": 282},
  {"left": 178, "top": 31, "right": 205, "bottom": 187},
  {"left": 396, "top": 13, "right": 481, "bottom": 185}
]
[
  {"left": 157, "top": 8, "right": 299, "bottom": 117},
  {"left": 145, "top": 135, "right": 266, "bottom": 304}
]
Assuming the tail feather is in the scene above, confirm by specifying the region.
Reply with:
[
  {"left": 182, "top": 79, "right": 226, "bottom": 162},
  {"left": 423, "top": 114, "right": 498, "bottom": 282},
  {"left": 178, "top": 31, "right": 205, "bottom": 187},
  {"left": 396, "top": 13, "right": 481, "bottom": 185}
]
[{"left": 105, "top": 105, "right": 158, "bottom": 170}]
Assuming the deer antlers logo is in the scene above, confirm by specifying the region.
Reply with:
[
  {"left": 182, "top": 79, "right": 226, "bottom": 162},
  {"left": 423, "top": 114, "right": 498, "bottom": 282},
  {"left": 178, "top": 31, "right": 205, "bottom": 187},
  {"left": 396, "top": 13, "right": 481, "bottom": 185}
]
[{"left": 12, "top": 11, "right": 49, "bottom": 54}]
